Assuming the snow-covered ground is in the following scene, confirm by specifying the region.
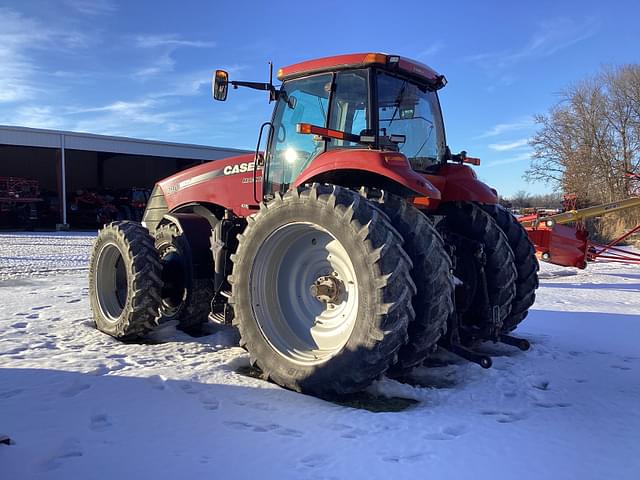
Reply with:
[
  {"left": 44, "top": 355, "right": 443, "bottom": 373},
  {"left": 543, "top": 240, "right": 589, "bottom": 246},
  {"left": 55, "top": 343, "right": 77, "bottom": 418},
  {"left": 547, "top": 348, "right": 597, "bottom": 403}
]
[{"left": 1, "top": 232, "right": 639, "bottom": 479}]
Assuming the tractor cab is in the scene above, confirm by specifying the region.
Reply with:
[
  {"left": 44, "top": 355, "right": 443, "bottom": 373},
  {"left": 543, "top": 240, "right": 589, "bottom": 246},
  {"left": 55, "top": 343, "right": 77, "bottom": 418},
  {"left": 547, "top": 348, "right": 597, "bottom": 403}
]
[{"left": 213, "top": 53, "right": 450, "bottom": 200}]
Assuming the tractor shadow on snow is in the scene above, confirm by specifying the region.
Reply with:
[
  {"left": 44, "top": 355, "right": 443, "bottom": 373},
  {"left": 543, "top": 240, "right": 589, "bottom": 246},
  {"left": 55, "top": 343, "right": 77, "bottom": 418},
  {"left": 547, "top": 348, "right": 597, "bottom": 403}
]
[
  {"left": 125, "top": 322, "right": 423, "bottom": 412},
  {"left": 233, "top": 363, "right": 421, "bottom": 413},
  {"left": 231, "top": 346, "right": 484, "bottom": 412},
  {"left": 127, "top": 322, "right": 529, "bottom": 413}
]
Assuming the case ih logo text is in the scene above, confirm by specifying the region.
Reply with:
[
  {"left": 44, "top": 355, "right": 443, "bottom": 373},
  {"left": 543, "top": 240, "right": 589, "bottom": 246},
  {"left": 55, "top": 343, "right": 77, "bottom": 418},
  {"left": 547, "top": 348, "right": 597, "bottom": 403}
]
[{"left": 223, "top": 161, "right": 260, "bottom": 175}]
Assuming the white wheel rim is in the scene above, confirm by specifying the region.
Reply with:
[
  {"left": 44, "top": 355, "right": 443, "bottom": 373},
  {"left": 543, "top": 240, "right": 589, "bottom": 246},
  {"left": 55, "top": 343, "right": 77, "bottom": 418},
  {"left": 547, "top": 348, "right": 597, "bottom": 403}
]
[
  {"left": 95, "top": 242, "right": 128, "bottom": 322},
  {"left": 250, "top": 222, "right": 359, "bottom": 365}
]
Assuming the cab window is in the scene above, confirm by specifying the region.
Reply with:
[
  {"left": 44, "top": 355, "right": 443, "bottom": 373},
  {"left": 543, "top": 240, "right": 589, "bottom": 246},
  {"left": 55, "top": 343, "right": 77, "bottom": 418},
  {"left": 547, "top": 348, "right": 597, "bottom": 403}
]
[
  {"left": 266, "top": 73, "right": 332, "bottom": 195},
  {"left": 377, "top": 71, "right": 443, "bottom": 171},
  {"left": 328, "top": 69, "right": 369, "bottom": 149}
]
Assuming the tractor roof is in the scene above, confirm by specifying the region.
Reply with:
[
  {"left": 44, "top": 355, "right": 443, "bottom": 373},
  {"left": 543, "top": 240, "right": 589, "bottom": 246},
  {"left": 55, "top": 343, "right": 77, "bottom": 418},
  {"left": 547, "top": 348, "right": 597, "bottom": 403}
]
[{"left": 277, "top": 52, "right": 446, "bottom": 89}]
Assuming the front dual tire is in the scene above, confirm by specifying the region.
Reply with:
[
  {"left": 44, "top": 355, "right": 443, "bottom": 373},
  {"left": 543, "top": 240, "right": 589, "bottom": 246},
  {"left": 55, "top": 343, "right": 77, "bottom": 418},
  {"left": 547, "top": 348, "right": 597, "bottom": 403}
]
[
  {"left": 89, "top": 221, "right": 163, "bottom": 340},
  {"left": 89, "top": 221, "right": 213, "bottom": 341}
]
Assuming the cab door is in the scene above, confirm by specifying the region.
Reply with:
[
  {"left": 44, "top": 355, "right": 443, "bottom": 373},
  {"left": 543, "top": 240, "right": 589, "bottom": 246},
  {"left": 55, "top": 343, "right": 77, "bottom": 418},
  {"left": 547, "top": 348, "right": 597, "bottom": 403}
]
[{"left": 264, "top": 73, "right": 332, "bottom": 198}]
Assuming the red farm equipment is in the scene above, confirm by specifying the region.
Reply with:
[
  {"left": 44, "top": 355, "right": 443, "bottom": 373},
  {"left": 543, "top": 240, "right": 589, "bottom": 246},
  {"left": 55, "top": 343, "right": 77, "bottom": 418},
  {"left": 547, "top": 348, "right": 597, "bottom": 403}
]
[
  {"left": 88, "top": 53, "right": 538, "bottom": 397},
  {"left": 520, "top": 196, "right": 640, "bottom": 268},
  {"left": 68, "top": 187, "right": 151, "bottom": 227},
  {"left": 0, "top": 177, "right": 42, "bottom": 228}
]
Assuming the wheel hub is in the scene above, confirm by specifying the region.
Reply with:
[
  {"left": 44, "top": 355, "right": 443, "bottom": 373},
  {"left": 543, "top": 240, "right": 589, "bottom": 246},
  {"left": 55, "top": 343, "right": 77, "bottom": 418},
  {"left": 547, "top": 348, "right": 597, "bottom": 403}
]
[
  {"left": 250, "top": 222, "right": 359, "bottom": 365},
  {"left": 310, "top": 275, "right": 344, "bottom": 304}
]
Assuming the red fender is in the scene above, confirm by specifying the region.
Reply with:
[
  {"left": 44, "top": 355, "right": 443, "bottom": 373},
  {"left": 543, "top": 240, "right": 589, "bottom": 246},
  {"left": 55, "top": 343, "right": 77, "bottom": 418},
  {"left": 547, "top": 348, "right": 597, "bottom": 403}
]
[
  {"left": 423, "top": 163, "right": 498, "bottom": 206},
  {"left": 294, "top": 149, "right": 441, "bottom": 199}
]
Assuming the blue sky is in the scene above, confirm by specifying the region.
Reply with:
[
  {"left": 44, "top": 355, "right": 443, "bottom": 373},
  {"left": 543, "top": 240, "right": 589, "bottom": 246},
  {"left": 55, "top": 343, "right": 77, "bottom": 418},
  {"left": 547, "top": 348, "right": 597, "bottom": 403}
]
[{"left": 1, "top": 0, "right": 638, "bottom": 196}]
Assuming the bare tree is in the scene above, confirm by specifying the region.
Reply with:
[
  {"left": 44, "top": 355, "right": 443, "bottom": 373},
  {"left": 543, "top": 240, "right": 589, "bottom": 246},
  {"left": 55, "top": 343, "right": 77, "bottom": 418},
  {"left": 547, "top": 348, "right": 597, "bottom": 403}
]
[
  {"left": 511, "top": 190, "right": 532, "bottom": 209},
  {"left": 501, "top": 191, "right": 563, "bottom": 210},
  {"left": 526, "top": 65, "right": 640, "bottom": 205}
]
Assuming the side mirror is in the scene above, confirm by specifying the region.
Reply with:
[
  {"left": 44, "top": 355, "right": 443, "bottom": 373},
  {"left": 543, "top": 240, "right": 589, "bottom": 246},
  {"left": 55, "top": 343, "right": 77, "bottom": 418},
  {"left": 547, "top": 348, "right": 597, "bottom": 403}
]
[{"left": 212, "top": 70, "right": 229, "bottom": 101}]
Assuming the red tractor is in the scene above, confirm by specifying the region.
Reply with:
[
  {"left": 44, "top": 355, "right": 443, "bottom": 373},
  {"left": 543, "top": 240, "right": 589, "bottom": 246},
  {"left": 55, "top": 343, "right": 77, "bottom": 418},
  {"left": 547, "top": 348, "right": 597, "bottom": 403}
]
[{"left": 89, "top": 53, "right": 538, "bottom": 396}]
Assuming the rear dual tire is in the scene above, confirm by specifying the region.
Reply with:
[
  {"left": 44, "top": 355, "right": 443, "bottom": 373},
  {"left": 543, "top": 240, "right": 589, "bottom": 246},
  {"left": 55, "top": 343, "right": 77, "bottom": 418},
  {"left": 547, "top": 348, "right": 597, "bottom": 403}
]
[
  {"left": 434, "top": 202, "right": 517, "bottom": 341},
  {"left": 230, "top": 184, "right": 416, "bottom": 396},
  {"left": 364, "top": 190, "right": 454, "bottom": 376},
  {"left": 480, "top": 204, "right": 539, "bottom": 333}
]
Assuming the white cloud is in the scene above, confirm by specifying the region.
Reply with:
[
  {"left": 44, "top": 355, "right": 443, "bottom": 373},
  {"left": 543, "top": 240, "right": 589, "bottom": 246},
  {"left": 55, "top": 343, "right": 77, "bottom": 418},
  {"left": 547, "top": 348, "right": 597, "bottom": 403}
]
[
  {"left": 134, "top": 53, "right": 177, "bottom": 78},
  {"left": 475, "top": 118, "right": 534, "bottom": 139},
  {"left": 62, "top": 96, "right": 199, "bottom": 140},
  {"left": 147, "top": 65, "right": 248, "bottom": 99},
  {"left": 488, "top": 138, "right": 530, "bottom": 152},
  {"left": 0, "top": 8, "right": 232, "bottom": 146},
  {"left": 466, "top": 17, "right": 599, "bottom": 70},
  {"left": 0, "top": 106, "right": 66, "bottom": 130},
  {"left": 483, "top": 152, "right": 532, "bottom": 168},
  {"left": 0, "top": 9, "right": 228, "bottom": 142},
  {"left": 133, "top": 34, "right": 216, "bottom": 79},
  {"left": 63, "top": 0, "right": 117, "bottom": 16},
  {"left": 415, "top": 42, "right": 444, "bottom": 61},
  {"left": 0, "top": 49, "right": 36, "bottom": 102},
  {"left": 135, "top": 34, "right": 215, "bottom": 49},
  {"left": 0, "top": 96, "right": 188, "bottom": 138},
  {"left": 69, "top": 99, "right": 157, "bottom": 115},
  {"left": 68, "top": 98, "right": 180, "bottom": 126},
  {"left": 0, "top": 7, "right": 89, "bottom": 103},
  {"left": 0, "top": 9, "right": 47, "bottom": 103}
]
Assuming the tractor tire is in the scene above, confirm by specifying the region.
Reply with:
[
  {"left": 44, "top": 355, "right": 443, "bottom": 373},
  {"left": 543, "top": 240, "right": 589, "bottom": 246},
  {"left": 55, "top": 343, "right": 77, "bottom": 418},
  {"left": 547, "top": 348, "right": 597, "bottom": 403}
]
[
  {"left": 89, "top": 221, "right": 163, "bottom": 340},
  {"left": 434, "top": 202, "right": 517, "bottom": 341},
  {"left": 154, "top": 223, "right": 214, "bottom": 332},
  {"left": 229, "top": 183, "right": 415, "bottom": 396},
  {"left": 480, "top": 204, "right": 539, "bottom": 332},
  {"left": 363, "top": 190, "right": 453, "bottom": 376}
]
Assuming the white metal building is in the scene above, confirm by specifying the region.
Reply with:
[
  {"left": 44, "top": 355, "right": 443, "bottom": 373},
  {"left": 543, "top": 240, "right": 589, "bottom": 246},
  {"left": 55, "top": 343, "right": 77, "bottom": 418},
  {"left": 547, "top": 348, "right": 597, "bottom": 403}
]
[{"left": 0, "top": 125, "right": 249, "bottom": 228}]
